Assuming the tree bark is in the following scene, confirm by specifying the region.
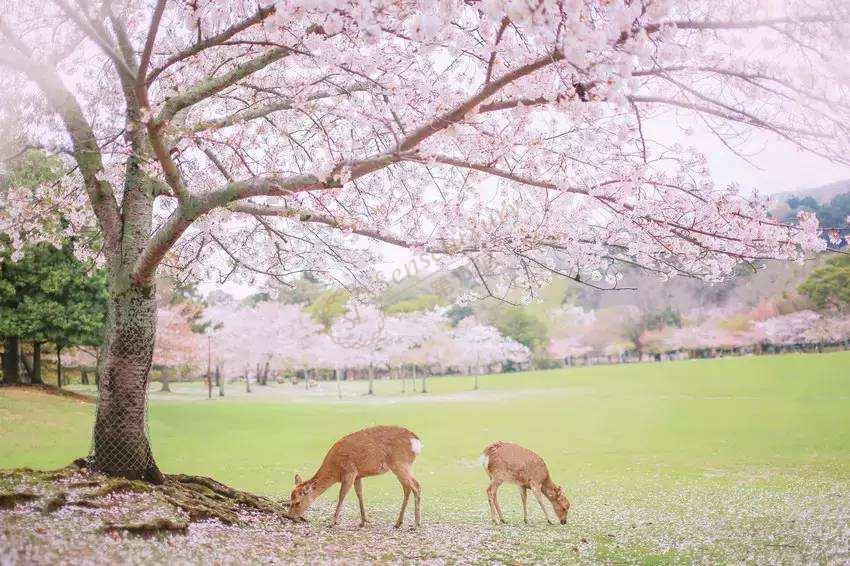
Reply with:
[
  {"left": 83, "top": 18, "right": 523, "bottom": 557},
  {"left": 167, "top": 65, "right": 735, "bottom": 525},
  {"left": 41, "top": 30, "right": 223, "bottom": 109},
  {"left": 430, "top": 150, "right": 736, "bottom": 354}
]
[
  {"left": 32, "top": 342, "right": 43, "bottom": 384},
  {"left": 367, "top": 363, "right": 374, "bottom": 395},
  {"left": 2, "top": 337, "right": 21, "bottom": 384},
  {"left": 160, "top": 365, "right": 171, "bottom": 392},
  {"left": 217, "top": 366, "right": 224, "bottom": 397},
  {"left": 81, "top": 369, "right": 90, "bottom": 385},
  {"left": 91, "top": 284, "right": 163, "bottom": 483},
  {"left": 56, "top": 346, "right": 63, "bottom": 388},
  {"left": 22, "top": 349, "right": 34, "bottom": 382}
]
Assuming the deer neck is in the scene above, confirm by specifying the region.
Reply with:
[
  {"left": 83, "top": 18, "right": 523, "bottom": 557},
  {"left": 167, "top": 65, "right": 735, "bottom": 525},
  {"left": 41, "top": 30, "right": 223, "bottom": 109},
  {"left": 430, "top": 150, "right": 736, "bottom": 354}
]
[
  {"left": 541, "top": 476, "right": 558, "bottom": 500},
  {"left": 309, "top": 465, "right": 340, "bottom": 496}
]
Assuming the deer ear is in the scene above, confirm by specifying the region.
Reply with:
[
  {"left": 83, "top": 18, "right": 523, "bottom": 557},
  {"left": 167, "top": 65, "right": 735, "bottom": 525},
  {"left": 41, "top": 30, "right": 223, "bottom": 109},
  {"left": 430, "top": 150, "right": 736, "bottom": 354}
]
[{"left": 294, "top": 473, "right": 302, "bottom": 485}]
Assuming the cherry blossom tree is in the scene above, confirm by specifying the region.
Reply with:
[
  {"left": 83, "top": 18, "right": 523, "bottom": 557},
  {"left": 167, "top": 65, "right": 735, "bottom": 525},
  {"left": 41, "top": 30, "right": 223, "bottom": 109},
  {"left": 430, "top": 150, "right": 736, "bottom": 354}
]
[
  {"left": 452, "top": 317, "right": 529, "bottom": 388},
  {"left": 152, "top": 302, "right": 205, "bottom": 391},
  {"left": 755, "top": 310, "right": 821, "bottom": 345},
  {"left": 0, "top": 0, "right": 846, "bottom": 480}
]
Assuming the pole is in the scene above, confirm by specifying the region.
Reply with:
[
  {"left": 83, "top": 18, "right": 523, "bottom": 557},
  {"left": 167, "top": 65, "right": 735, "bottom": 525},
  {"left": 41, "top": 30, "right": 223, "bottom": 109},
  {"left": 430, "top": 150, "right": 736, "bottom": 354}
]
[
  {"left": 207, "top": 335, "right": 212, "bottom": 400},
  {"left": 336, "top": 367, "right": 342, "bottom": 399}
]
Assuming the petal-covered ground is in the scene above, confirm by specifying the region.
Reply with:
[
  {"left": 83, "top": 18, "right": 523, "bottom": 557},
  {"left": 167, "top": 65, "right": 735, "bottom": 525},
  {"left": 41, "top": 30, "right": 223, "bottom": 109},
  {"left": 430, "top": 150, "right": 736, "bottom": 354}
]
[{"left": 2, "top": 468, "right": 848, "bottom": 564}]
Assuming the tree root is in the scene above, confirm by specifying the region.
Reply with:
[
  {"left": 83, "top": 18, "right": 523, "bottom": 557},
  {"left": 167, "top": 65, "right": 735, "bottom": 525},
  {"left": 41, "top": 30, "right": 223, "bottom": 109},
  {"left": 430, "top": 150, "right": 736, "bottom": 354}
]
[
  {"left": 41, "top": 492, "right": 67, "bottom": 513},
  {"left": 0, "top": 491, "right": 37, "bottom": 509},
  {"left": 81, "top": 478, "right": 153, "bottom": 499},
  {"left": 155, "top": 474, "right": 285, "bottom": 524},
  {"left": 101, "top": 516, "right": 189, "bottom": 535},
  {"left": 0, "top": 465, "right": 290, "bottom": 534}
]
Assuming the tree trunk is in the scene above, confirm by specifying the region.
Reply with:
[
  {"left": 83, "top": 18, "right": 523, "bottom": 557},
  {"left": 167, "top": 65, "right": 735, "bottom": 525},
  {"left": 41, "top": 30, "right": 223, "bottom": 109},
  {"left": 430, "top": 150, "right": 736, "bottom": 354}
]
[
  {"left": 2, "top": 337, "right": 21, "bottom": 384},
  {"left": 91, "top": 284, "right": 163, "bottom": 483},
  {"left": 263, "top": 361, "right": 269, "bottom": 385},
  {"left": 21, "top": 349, "right": 34, "bottom": 382},
  {"left": 81, "top": 369, "right": 89, "bottom": 385},
  {"left": 412, "top": 364, "right": 417, "bottom": 392},
  {"left": 32, "top": 342, "right": 43, "bottom": 384},
  {"left": 401, "top": 366, "right": 406, "bottom": 393},
  {"left": 367, "top": 363, "right": 374, "bottom": 395},
  {"left": 420, "top": 365, "right": 427, "bottom": 393},
  {"left": 160, "top": 365, "right": 171, "bottom": 392},
  {"left": 56, "top": 346, "right": 63, "bottom": 388},
  {"left": 217, "top": 366, "right": 224, "bottom": 397}
]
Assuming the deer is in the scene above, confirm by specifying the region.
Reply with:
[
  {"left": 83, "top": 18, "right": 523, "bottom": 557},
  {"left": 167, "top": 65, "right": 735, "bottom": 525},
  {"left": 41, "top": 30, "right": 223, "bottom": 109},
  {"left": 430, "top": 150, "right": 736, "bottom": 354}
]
[
  {"left": 287, "top": 425, "right": 422, "bottom": 528},
  {"left": 481, "top": 441, "right": 570, "bottom": 525}
]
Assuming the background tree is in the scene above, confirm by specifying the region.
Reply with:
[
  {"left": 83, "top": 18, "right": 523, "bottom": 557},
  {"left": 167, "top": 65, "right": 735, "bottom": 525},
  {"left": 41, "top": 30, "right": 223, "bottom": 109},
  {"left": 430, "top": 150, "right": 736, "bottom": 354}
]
[
  {"left": 0, "top": 242, "right": 107, "bottom": 386},
  {"left": 799, "top": 255, "right": 850, "bottom": 311},
  {"left": 784, "top": 193, "right": 850, "bottom": 249},
  {"left": 0, "top": 1, "right": 845, "bottom": 481}
]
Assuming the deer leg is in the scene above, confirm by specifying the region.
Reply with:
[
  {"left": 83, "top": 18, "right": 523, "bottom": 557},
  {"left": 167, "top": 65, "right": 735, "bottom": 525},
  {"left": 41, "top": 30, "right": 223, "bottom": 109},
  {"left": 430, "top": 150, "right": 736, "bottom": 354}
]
[
  {"left": 410, "top": 476, "right": 422, "bottom": 528},
  {"left": 392, "top": 466, "right": 422, "bottom": 528},
  {"left": 486, "top": 484, "right": 498, "bottom": 524},
  {"left": 531, "top": 486, "right": 553, "bottom": 524},
  {"left": 354, "top": 476, "right": 369, "bottom": 527},
  {"left": 487, "top": 479, "right": 506, "bottom": 524},
  {"left": 519, "top": 486, "right": 529, "bottom": 524},
  {"left": 395, "top": 484, "right": 411, "bottom": 528},
  {"left": 332, "top": 471, "right": 356, "bottom": 527}
]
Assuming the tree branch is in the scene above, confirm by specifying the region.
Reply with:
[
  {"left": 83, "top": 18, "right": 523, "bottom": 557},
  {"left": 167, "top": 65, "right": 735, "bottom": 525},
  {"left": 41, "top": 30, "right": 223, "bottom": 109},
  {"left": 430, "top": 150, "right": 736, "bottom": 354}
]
[{"left": 146, "top": 4, "right": 277, "bottom": 84}]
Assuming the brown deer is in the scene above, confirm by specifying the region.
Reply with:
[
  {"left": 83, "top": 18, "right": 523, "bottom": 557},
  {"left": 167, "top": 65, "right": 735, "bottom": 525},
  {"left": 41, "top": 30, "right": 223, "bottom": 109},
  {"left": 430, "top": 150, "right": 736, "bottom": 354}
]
[
  {"left": 288, "top": 425, "right": 422, "bottom": 528},
  {"left": 481, "top": 441, "right": 570, "bottom": 525}
]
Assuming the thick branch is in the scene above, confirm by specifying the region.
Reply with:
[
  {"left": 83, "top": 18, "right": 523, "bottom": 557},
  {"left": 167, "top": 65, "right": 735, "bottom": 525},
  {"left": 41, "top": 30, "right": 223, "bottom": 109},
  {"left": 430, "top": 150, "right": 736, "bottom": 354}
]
[
  {"left": 157, "top": 47, "right": 292, "bottom": 122},
  {"left": 146, "top": 5, "right": 277, "bottom": 84},
  {"left": 0, "top": 22, "right": 121, "bottom": 251}
]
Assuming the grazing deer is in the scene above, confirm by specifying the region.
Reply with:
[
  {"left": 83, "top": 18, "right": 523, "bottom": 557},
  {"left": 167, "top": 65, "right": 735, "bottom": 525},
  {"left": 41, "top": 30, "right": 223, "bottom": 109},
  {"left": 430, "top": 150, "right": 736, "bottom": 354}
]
[
  {"left": 481, "top": 441, "right": 570, "bottom": 525},
  {"left": 288, "top": 425, "right": 422, "bottom": 528}
]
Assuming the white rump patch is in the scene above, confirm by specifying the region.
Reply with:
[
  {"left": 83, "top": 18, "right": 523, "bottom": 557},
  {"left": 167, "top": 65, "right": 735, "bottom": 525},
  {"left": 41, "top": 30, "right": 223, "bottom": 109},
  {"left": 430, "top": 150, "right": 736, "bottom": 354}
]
[
  {"left": 480, "top": 453, "right": 489, "bottom": 469},
  {"left": 410, "top": 438, "right": 422, "bottom": 454}
]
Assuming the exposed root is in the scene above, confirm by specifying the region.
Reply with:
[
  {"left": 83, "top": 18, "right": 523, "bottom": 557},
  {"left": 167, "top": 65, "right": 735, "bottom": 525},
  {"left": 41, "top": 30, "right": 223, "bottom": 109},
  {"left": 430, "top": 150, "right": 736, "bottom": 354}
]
[
  {"left": 82, "top": 478, "right": 153, "bottom": 500},
  {"left": 101, "top": 516, "right": 189, "bottom": 535},
  {"left": 0, "top": 466, "right": 290, "bottom": 534},
  {"left": 0, "top": 491, "right": 37, "bottom": 509},
  {"left": 41, "top": 492, "right": 67, "bottom": 513},
  {"left": 161, "top": 474, "right": 283, "bottom": 524}
]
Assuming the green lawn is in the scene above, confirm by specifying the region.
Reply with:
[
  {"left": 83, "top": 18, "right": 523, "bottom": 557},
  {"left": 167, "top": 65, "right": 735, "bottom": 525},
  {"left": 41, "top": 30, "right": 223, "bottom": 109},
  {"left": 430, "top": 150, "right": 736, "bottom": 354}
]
[{"left": 2, "top": 352, "right": 850, "bottom": 563}]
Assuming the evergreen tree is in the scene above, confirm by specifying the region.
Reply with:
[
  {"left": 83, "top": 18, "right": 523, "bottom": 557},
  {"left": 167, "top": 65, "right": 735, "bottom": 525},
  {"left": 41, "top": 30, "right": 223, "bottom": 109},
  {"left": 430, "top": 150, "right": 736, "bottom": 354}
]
[{"left": 0, "top": 242, "right": 107, "bottom": 385}]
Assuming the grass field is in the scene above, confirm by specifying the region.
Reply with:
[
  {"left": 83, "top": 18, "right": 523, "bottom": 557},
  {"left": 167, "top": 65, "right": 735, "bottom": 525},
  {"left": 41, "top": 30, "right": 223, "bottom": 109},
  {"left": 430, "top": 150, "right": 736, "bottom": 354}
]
[{"left": 2, "top": 352, "right": 850, "bottom": 563}]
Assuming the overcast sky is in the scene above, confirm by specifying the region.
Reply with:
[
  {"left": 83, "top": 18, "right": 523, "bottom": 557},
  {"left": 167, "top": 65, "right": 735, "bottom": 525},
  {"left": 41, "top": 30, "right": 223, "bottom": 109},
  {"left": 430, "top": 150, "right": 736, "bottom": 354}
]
[{"left": 650, "top": 111, "right": 850, "bottom": 195}]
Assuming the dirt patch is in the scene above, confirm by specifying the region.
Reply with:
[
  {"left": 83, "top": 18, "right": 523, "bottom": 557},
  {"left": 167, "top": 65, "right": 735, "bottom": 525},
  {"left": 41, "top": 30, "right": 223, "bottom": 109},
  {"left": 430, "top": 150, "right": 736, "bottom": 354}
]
[{"left": 0, "top": 384, "right": 95, "bottom": 404}]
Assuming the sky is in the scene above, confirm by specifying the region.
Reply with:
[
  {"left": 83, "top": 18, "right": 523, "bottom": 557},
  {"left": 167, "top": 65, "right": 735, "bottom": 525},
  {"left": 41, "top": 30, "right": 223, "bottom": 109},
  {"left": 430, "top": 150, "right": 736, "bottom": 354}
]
[{"left": 660, "top": 115, "right": 850, "bottom": 195}]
